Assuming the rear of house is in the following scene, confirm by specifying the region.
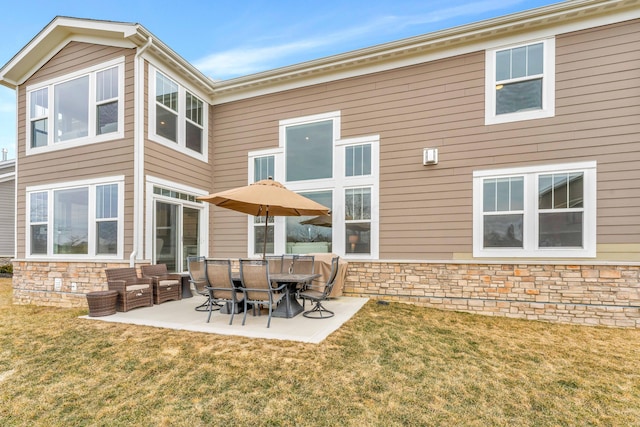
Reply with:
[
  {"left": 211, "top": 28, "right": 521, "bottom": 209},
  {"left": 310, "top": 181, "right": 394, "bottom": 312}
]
[{"left": 0, "top": 0, "right": 638, "bottom": 327}]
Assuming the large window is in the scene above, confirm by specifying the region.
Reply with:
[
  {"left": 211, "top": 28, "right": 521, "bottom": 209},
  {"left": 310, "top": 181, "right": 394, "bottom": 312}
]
[
  {"left": 26, "top": 58, "right": 124, "bottom": 153},
  {"left": 150, "top": 67, "right": 207, "bottom": 161},
  {"left": 286, "top": 120, "right": 333, "bottom": 181},
  {"left": 27, "top": 177, "right": 124, "bottom": 258},
  {"left": 248, "top": 113, "right": 379, "bottom": 258},
  {"left": 473, "top": 162, "right": 596, "bottom": 258},
  {"left": 485, "top": 38, "right": 555, "bottom": 125}
]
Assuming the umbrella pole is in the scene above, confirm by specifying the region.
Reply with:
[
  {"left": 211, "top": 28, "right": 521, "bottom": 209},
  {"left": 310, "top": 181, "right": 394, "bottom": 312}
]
[{"left": 262, "top": 207, "right": 269, "bottom": 259}]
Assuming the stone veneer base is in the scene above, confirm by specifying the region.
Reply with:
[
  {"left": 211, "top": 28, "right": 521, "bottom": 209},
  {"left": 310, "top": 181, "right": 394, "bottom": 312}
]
[{"left": 10, "top": 260, "right": 640, "bottom": 328}]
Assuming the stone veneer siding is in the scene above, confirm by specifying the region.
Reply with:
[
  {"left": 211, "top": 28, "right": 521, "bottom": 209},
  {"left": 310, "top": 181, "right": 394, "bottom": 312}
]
[
  {"left": 10, "top": 260, "right": 640, "bottom": 328},
  {"left": 11, "top": 260, "right": 147, "bottom": 308},
  {"left": 342, "top": 261, "right": 640, "bottom": 328}
]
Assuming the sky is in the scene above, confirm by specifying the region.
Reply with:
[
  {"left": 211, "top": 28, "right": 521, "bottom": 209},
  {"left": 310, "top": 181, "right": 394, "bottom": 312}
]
[{"left": 0, "top": 0, "right": 561, "bottom": 160}]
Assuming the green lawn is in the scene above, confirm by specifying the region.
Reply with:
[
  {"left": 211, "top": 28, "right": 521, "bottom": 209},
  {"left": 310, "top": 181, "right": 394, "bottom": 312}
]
[{"left": 0, "top": 278, "right": 638, "bottom": 426}]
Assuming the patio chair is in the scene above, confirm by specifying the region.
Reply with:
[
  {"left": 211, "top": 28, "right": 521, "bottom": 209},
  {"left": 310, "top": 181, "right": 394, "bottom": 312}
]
[
  {"left": 140, "top": 264, "right": 182, "bottom": 305},
  {"left": 205, "top": 259, "right": 244, "bottom": 324},
  {"left": 292, "top": 254, "right": 315, "bottom": 291},
  {"left": 298, "top": 256, "right": 339, "bottom": 319},
  {"left": 239, "top": 259, "right": 286, "bottom": 328},
  {"left": 265, "top": 255, "right": 284, "bottom": 274},
  {"left": 187, "top": 256, "right": 220, "bottom": 312},
  {"left": 105, "top": 267, "right": 154, "bottom": 312}
]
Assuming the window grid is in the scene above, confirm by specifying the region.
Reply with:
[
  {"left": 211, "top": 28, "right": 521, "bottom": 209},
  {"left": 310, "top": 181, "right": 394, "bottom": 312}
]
[
  {"left": 345, "top": 144, "right": 371, "bottom": 177},
  {"left": 156, "top": 73, "right": 178, "bottom": 112},
  {"left": 153, "top": 186, "right": 201, "bottom": 203}
]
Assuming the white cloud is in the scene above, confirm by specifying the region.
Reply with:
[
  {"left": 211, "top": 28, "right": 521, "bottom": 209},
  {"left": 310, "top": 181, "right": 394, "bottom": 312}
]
[{"left": 194, "top": 0, "right": 525, "bottom": 79}]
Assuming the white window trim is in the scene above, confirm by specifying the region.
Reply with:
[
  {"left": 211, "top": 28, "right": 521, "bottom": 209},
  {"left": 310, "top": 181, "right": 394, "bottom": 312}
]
[
  {"left": 148, "top": 65, "right": 209, "bottom": 162},
  {"left": 485, "top": 38, "right": 555, "bottom": 125},
  {"left": 473, "top": 161, "right": 596, "bottom": 258},
  {"left": 144, "top": 175, "right": 209, "bottom": 263},
  {"left": 25, "top": 175, "right": 125, "bottom": 260},
  {"left": 25, "top": 57, "right": 125, "bottom": 156}
]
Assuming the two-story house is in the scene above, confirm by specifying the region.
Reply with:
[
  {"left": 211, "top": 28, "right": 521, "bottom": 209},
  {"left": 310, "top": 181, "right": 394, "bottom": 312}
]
[{"left": 1, "top": 0, "right": 638, "bottom": 326}]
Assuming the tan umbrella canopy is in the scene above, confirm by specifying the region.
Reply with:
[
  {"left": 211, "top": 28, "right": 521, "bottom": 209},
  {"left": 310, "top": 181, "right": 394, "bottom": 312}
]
[{"left": 198, "top": 178, "right": 330, "bottom": 257}]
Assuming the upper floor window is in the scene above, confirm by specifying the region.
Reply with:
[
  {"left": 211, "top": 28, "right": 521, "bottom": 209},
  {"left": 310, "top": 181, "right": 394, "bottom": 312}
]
[
  {"left": 473, "top": 161, "right": 596, "bottom": 258},
  {"left": 285, "top": 119, "right": 333, "bottom": 182},
  {"left": 485, "top": 38, "right": 555, "bottom": 125},
  {"left": 149, "top": 67, "right": 207, "bottom": 161},
  {"left": 26, "top": 58, "right": 124, "bottom": 154},
  {"left": 346, "top": 143, "right": 371, "bottom": 177},
  {"left": 27, "top": 176, "right": 124, "bottom": 258}
]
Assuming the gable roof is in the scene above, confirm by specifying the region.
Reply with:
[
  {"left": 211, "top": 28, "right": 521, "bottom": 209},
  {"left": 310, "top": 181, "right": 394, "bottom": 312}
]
[{"left": 0, "top": 16, "right": 215, "bottom": 96}]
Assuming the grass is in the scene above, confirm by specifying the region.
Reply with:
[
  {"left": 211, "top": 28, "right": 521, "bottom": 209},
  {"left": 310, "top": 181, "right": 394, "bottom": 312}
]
[{"left": 0, "top": 278, "right": 639, "bottom": 426}]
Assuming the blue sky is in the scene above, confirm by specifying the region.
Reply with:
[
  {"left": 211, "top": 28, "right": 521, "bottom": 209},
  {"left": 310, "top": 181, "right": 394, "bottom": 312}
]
[{"left": 0, "top": 0, "right": 561, "bottom": 160}]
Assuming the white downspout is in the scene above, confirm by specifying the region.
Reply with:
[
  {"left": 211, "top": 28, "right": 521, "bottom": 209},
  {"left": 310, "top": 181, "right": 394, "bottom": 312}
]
[
  {"left": 130, "top": 36, "right": 153, "bottom": 267},
  {"left": 12, "top": 85, "right": 18, "bottom": 261}
]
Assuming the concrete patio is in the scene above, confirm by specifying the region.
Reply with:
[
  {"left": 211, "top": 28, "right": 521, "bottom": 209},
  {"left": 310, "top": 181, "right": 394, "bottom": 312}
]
[{"left": 81, "top": 294, "right": 369, "bottom": 344}]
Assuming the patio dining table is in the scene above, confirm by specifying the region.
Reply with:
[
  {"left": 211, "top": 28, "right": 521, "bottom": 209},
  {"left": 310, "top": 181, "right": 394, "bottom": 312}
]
[
  {"left": 230, "top": 272, "right": 321, "bottom": 318},
  {"left": 270, "top": 273, "right": 321, "bottom": 318}
]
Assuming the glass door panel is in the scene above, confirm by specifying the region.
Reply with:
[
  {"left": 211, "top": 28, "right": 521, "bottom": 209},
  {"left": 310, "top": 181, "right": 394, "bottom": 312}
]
[
  {"left": 182, "top": 207, "right": 200, "bottom": 271},
  {"left": 155, "top": 201, "right": 178, "bottom": 271}
]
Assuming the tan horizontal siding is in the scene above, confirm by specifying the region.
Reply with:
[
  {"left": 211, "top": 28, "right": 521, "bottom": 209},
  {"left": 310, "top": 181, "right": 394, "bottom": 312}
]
[{"left": 211, "top": 19, "right": 640, "bottom": 261}]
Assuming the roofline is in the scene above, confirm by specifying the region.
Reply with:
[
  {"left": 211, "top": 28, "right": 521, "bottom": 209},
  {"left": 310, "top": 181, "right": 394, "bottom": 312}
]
[
  {"left": 0, "top": 16, "right": 215, "bottom": 96},
  {"left": 211, "top": 0, "right": 640, "bottom": 104},
  {"left": 1, "top": 1, "right": 638, "bottom": 104}
]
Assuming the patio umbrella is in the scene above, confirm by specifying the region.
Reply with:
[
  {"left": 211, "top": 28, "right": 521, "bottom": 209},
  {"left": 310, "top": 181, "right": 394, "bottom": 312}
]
[{"left": 198, "top": 178, "right": 330, "bottom": 257}]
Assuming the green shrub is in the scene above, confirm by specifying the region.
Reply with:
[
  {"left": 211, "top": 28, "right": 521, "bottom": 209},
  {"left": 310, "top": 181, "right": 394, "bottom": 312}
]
[{"left": 0, "top": 264, "right": 13, "bottom": 274}]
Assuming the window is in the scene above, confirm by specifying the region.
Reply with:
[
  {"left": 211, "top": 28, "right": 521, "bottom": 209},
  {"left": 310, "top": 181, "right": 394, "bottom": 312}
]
[
  {"left": 29, "top": 192, "right": 48, "bottom": 255},
  {"left": 26, "top": 177, "right": 124, "bottom": 258},
  {"left": 346, "top": 144, "right": 371, "bottom": 177},
  {"left": 345, "top": 188, "right": 371, "bottom": 254},
  {"left": 286, "top": 120, "right": 333, "bottom": 181},
  {"left": 248, "top": 113, "right": 379, "bottom": 258},
  {"left": 96, "top": 68, "right": 119, "bottom": 135},
  {"left": 253, "top": 155, "right": 275, "bottom": 255},
  {"left": 96, "top": 184, "right": 118, "bottom": 255},
  {"left": 485, "top": 38, "right": 555, "bottom": 125},
  {"left": 26, "top": 59, "right": 124, "bottom": 153},
  {"left": 150, "top": 67, "right": 207, "bottom": 160},
  {"left": 473, "top": 162, "right": 596, "bottom": 258}
]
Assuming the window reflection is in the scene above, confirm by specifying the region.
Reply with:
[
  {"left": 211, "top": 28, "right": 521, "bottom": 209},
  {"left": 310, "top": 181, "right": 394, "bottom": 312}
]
[
  {"left": 54, "top": 76, "right": 89, "bottom": 142},
  {"left": 286, "top": 120, "right": 333, "bottom": 181},
  {"left": 54, "top": 188, "right": 89, "bottom": 254},
  {"left": 286, "top": 191, "right": 332, "bottom": 254}
]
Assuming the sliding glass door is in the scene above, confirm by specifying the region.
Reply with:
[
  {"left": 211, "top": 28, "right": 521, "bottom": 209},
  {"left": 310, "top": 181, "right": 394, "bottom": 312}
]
[{"left": 154, "top": 201, "right": 201, "bottom": 272}]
